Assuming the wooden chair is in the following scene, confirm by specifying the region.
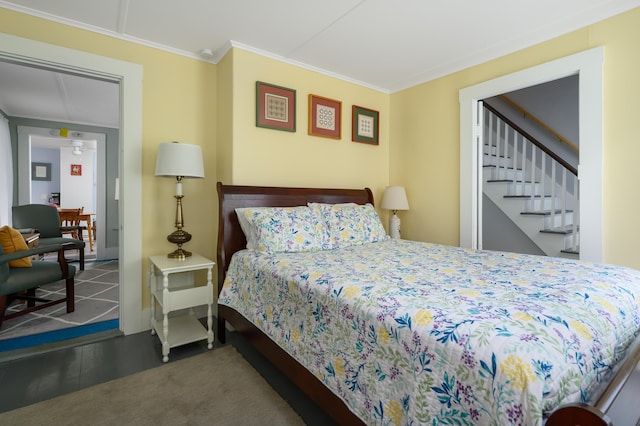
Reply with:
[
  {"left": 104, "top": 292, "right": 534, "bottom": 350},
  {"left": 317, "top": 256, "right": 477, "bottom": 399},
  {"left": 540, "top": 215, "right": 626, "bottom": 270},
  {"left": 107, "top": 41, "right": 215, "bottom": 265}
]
[
  {"left": 12, "top": 204, "right": 86, "bottom": 270},
  {"left": 0, "top": 242, "right": 76, "bottom": 329},
  {"left": 59, "top": 207, "right": 84, "bottom": 240}
]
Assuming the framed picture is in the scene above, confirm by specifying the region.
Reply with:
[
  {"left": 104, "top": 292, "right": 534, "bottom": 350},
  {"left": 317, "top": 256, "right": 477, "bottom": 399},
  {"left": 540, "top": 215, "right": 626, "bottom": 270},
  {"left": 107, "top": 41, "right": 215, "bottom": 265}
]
[
  {"left": 71, "top": 164, "right": 82, "bottom": 176},
  {"left": 352, "top": 105, "right": 379, "bottom": 145},
  {"left": 256, "top": 81, "right": 296, "bottom": 132},
  {"left": 31, "top": 162, "right": 51, "bottom": 181},
  {"left": 308, "top": 94, "right": 341, "bottom": 139}
]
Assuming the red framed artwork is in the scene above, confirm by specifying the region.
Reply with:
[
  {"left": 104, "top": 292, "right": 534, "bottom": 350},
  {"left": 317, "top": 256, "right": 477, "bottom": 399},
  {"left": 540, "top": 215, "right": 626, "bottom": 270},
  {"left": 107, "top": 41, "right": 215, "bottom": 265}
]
[
  {"left": 256, "top": 81, "right": 296, "bottom": 132},
  {"left": 71, "top": 164, "right": 82, "bottom": 176},
  {"left": 308, "top": 94, "right": 341, "bottom": 139}
]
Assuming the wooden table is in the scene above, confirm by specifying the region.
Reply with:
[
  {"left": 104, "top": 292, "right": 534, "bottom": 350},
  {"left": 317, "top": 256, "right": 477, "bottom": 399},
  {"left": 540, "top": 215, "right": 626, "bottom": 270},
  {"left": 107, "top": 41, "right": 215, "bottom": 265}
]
[
  {"left": 58, "top": 209, "right": 96, "bottom": 252},
  {"left": 22, "top": 231, "right": 40, "bottom": 249},
  {"left": 79, "top": 212, "right": 95, "bottom": 252}
]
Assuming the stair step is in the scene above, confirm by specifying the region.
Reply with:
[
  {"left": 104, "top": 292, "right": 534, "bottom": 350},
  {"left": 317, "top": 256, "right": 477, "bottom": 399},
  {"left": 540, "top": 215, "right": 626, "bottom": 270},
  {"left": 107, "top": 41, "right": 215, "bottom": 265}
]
[
  {"left": 521, "top": 210, "right": 574, "bottom": 216},
  {"left": 487, "top": 180, "right": 536, "bottom": 184},
  {"left": 504, "top": 195, "right": 548, "bottom": 198},
  {"left": 484, "top": 165, "right": 522, "bottom": 171},
  {"left": 561, "top": 246, "right": 580, "bottom": 255},
  {"left": 540, "top": 225, "right": 579, "bottom": 235}
]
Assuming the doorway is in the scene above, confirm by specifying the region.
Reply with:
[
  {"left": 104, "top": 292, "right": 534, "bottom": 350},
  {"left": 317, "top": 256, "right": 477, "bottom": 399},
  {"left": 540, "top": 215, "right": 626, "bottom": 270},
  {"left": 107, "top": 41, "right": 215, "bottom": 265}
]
[
  {"left": 0, "top": 32, "right": 144, "bottom": 336},
  {"left": 17, "top": 126, "right": 113, "bottom": 260},
  {"left": 459, "top": 47, "right": 604, "bottom": 263}
]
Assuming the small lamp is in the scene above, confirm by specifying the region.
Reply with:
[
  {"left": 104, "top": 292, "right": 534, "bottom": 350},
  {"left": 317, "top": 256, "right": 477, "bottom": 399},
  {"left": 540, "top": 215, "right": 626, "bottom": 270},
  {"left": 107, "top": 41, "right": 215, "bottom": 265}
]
[
  {"left": 155, "top": 141, "right": 204, "bottom": 259},
  {"left": 381, "top": 186, "right": 409, "bottom": 239}
]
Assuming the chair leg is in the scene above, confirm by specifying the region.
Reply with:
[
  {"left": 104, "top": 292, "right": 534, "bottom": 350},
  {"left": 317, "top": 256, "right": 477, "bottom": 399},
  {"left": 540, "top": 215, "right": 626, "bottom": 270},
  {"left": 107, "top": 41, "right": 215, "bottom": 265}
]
[
  {"left": 79, "top": 247, "right": 85, "bottom": 271},
  {"left": 66, "top": 277, "right": 75, "bottom": 313},
  {"left": 0, "top": 295, "right": 6, "bottom": 329},
  {"left": 26, "top": 288, "right": 36, "bottom": 307}
]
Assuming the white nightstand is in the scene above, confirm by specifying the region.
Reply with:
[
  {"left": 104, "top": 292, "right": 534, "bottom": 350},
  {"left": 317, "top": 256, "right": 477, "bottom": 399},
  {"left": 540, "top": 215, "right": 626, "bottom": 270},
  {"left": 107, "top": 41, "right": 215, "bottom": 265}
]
[{"left": 149, "top": 253, "right": 215, "bottom": 362}]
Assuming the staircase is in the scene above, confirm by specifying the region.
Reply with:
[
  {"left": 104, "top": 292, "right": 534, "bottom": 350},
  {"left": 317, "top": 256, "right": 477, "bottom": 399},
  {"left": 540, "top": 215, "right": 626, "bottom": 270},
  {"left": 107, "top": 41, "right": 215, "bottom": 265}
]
[{"left": 482, "top": 104, "right": 579, "bottom": 259}]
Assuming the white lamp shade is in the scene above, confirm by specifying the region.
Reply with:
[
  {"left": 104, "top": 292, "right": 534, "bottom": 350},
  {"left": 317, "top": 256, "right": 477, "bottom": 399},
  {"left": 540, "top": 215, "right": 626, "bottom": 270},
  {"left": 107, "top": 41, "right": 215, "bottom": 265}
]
[
  {"left": 154, "top": 141, "right": 205, "bottom": 178},
  {"left": 381, "top": 186, "right": 409, "bottom": 211}
]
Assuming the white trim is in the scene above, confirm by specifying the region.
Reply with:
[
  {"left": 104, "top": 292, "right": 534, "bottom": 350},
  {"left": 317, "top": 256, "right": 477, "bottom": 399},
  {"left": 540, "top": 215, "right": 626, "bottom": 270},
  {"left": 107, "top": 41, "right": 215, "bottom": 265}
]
[
  {"left": 0, "top": 1, "right": 200, "bottom": 62},
  {"left": 459, "top": 47, "right": 604, "bottom": 263},
  {"left": 226, "top": 40, "right": 389, "bottom": 94},
  {"left": 0, "top": 32, "right": 145, "bottom": 335}
]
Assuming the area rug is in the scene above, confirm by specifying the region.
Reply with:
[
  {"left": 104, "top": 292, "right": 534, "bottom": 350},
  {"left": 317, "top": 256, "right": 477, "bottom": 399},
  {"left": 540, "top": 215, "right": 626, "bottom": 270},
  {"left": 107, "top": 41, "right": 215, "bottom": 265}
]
[
  {"left": 0, "top": 260, "right": 119, "bottom": 349},
  {"left": 0, "top": 345, "right": 306, "bottom": 426}
]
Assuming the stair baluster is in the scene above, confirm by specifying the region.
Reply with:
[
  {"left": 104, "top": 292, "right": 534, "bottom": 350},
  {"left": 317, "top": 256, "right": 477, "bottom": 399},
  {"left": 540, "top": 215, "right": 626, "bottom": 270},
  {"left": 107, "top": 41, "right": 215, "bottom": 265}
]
[{"left": 483, "top": 105, "right": 579, "bottom": 258}]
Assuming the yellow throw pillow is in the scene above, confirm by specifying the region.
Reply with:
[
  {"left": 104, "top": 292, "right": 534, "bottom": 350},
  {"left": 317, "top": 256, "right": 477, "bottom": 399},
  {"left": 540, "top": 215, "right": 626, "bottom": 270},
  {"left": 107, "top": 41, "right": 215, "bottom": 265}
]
[{"left": 0, "top": 225, "right": 32, "bottom": 268}]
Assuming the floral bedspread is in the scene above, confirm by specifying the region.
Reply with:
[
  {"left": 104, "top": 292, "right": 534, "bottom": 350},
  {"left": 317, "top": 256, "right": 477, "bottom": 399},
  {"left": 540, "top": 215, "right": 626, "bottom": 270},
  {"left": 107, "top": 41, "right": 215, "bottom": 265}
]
[{"left": 219, "top": 239, "right": 640, "bottom": 425}]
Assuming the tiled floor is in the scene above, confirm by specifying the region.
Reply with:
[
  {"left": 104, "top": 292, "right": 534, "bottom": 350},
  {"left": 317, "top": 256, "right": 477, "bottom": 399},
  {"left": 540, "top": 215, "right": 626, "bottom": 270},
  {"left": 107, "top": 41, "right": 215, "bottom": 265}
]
[
  {"left": 0, "top": 259, "right": 119, "bottom": 341},
  {"left": 0, "top": 327, "right": 336, "bottom": 426}
]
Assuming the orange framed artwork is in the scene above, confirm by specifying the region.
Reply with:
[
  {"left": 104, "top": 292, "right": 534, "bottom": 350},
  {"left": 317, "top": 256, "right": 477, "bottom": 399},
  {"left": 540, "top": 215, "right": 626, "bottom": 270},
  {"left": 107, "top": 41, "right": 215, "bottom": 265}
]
[{"left": 308, "top": 94, "right": 341, "bottom": 139}]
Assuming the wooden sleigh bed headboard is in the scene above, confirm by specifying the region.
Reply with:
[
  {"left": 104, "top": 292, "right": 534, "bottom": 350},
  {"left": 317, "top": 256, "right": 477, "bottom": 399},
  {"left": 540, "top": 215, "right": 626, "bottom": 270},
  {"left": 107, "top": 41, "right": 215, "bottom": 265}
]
[
  {"left": 215, "top": 181, "right": 640, "bottom": 426},
  {"left": 216, "top": 182, "right": 374, "bottom": 289}
]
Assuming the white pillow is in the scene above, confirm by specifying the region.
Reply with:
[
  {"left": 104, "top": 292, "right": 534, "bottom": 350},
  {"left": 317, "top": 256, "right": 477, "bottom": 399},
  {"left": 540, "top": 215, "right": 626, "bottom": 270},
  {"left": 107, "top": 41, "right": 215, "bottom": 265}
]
[
  {"left": 235, "top": 206, "right": 326, "bottom": 253},
  {"left": 308, "top": 203, "right": 388, "bottom": 249},
  {"left": 235, "top": 208, "right": 259, "bottom": 250}
]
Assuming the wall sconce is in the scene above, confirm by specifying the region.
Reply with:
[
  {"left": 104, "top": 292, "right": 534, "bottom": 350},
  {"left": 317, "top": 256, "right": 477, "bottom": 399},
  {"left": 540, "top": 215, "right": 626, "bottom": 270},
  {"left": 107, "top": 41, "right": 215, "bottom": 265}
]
[
  {"left": 381, "top": 186, "right": 409, "bottom": 239},
  {"left": 154, "top": 141, "right": 204, "bottom": 259}
]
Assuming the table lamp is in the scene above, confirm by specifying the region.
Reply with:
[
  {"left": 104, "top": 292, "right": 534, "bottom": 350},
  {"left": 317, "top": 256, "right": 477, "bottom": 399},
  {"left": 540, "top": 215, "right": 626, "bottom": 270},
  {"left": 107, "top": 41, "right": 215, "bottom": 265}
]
[
  {"left": 154, "top": 141, "right": 204, "bottom": 259},
  {"left": 381, "top": 186, "right": 409, "bottom": 239}
]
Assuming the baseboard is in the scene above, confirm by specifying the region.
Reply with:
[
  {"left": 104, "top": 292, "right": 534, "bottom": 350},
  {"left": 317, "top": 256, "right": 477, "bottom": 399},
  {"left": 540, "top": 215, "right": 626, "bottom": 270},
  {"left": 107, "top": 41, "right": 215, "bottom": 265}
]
[{"left": 0, "top": 326, "right": 122, "bottom": 362}]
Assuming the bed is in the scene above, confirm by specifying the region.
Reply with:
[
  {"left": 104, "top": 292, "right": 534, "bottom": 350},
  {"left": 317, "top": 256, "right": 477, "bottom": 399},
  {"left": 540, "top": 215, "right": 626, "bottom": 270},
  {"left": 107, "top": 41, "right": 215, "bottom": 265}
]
[{"left": 216, "top": 182, "right": 640, "bottom": 426}]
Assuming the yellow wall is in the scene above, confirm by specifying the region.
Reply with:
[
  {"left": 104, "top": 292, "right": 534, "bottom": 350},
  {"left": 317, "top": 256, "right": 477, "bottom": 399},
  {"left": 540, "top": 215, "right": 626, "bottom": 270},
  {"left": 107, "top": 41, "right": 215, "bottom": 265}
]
[
  {"left": 2, "top": 5, "right": 640, "bottom": 285},
  {"left": 391, "top": 8, "right": 640, "bottom": 270},
  {"left": 216, "top": 50, "right": 234, "bottom": 186},
  {"left": 228, "top": 49, "right": 390, "bottom": 201}
]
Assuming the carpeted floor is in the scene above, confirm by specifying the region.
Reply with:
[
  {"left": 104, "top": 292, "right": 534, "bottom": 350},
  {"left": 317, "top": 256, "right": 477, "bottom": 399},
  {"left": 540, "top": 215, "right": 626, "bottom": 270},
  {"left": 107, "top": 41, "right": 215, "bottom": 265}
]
[
  {"left": 0, "top": 345, "right": 305, "bottom": 426},
  {"left": 0, "top": 259, "right": 119, "bottom": 342}
]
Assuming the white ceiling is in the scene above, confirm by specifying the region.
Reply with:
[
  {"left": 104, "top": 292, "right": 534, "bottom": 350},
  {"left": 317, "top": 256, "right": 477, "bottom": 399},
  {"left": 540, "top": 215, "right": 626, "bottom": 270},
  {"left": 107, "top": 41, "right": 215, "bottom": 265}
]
[
  {"left": 1, "top": 0, "right": 639, "bottom": 129},
  {"left": 0, "top": 60, "right": 119, "bottom": 129}
]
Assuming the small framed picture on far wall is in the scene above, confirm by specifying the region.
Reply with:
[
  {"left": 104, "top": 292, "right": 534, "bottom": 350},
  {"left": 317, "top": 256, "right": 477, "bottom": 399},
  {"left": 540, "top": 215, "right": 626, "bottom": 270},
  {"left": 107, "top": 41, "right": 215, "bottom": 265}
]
[{"left": 71, "top": 164, "right": 82, "bottom": 176}]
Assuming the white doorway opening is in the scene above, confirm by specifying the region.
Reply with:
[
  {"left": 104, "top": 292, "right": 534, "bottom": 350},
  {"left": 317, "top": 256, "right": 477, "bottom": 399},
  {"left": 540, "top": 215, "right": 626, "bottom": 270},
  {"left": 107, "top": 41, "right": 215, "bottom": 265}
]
[
  {"left": 17, "top": 126, "right": 113, "bottom": 260},
  {"left": 459, "top": 47, "right": 604, "bottom": 263},
  {"left": 0, "top": 32, "right": 144, "bottom": 335}
]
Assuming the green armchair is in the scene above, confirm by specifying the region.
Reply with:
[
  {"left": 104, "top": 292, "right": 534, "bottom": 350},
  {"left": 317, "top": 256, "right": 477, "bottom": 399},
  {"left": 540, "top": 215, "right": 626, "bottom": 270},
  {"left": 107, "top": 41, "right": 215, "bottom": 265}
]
[
  {"left": 12, "top": 204, "right": 86, "bottom": 270},
  {"left": 0, "top": 242, "right": 76, "bottom": 329}
]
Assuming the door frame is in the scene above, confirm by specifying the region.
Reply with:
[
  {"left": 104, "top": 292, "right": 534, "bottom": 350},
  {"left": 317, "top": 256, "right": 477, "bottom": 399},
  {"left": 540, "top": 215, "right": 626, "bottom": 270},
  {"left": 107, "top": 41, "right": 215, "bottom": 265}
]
[
  {"left": 0, "top": 32, "right": 144, "bottom": 335},
  {"left": 459, "top": 47, "right": 604, "bottom": 263},
  {"left": 17, "top": 126, "right": 112, "bottom": 260}
]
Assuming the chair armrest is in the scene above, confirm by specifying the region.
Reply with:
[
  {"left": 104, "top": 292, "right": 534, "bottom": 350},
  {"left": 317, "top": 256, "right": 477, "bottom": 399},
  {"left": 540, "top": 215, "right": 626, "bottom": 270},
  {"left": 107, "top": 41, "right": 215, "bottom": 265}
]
[
  {"left": 0, "top": 243, "right": 72, "bottom": 277},
  {"left": 0, "top": 243, "right": 67, "bottom": 264}
]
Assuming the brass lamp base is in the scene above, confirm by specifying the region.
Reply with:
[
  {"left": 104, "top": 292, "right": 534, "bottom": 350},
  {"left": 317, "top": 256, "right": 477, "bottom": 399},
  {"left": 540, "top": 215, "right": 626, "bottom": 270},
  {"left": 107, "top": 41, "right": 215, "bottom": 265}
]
[
  {"left": 167, "top": 248, "right": 192, "bottom": 259},
  {"left": 167, "top": 228, "right": 192, "bottom": 259}
]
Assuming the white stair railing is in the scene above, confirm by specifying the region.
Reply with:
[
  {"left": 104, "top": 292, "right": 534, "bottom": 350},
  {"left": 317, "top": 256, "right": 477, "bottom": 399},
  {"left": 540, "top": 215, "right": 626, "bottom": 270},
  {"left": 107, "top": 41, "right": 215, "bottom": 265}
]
[{"left": 483, "top": 106, "right": 579, "bottom": 254}]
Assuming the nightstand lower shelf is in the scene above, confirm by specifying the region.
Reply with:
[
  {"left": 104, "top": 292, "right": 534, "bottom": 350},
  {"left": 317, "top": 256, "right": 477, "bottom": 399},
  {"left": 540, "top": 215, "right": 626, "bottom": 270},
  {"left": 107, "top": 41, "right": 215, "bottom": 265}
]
[{"left": 151, "top": 315, "right": 209, "bottom": 349}]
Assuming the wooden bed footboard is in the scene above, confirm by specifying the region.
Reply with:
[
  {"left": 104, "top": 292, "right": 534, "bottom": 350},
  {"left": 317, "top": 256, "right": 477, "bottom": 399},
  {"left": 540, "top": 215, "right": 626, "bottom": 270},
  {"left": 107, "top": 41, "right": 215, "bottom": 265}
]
[
  {"left": 546, "top": 336, "right": 640, "bottom": 426},
  {"left": 218, "top": 305, "right": 365, "bottom": 426},
  {"left": 216, "top": 181, "right": 640, "bottom": 426}
]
